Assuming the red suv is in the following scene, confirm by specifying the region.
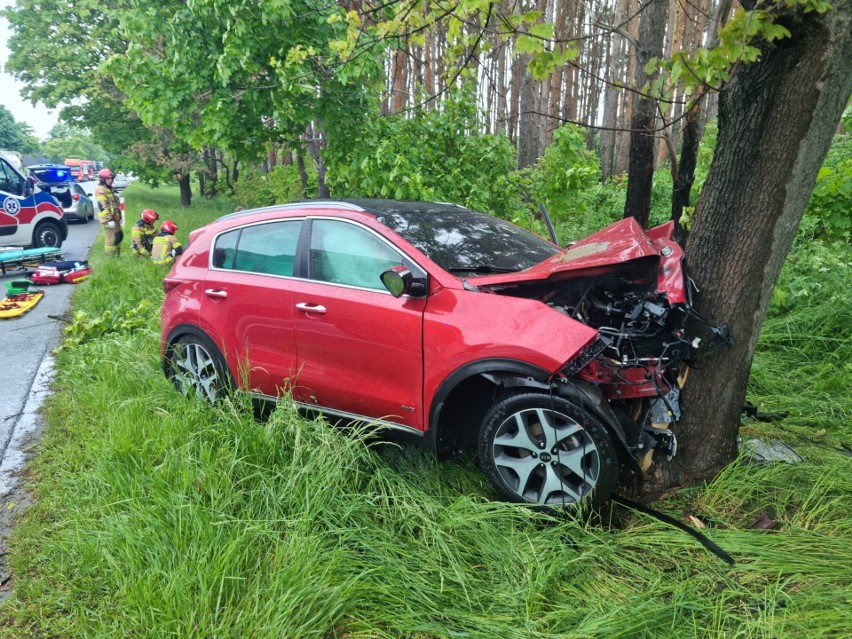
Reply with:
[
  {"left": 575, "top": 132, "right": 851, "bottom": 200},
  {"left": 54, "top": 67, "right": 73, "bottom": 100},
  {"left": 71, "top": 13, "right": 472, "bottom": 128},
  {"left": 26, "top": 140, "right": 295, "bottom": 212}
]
[{"left": 161, "top": 200, "right": 724, "bottom": 507}]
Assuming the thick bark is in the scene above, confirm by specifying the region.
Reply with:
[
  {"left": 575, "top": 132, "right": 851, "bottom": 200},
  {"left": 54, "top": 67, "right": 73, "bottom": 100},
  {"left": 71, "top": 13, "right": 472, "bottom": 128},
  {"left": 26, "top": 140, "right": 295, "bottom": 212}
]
[
  {"left": 623, "top": 0, "right": 668, "bottom": 226},
  {"left": 178, "top": 173, "right": 192, "bottom": 207},
  {"left": 653, "top": 0, "right": 852, "bottom": 489}
]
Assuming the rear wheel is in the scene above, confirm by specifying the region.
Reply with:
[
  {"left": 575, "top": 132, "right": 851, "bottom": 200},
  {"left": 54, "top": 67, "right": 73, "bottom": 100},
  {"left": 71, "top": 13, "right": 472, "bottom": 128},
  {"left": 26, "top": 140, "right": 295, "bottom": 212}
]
[
  {"left": 478, "top": 392, "right": 620, "bottom": 508},
  {"left": 32, "top": 221, "right": 62, "bottom": 248},
  {"left": 165, "top": 333, "right": 232, "bottom": 403}
]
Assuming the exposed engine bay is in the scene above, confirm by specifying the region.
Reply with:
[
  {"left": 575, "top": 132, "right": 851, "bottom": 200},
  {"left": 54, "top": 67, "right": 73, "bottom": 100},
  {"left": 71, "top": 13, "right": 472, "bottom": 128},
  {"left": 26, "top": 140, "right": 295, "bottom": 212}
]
[{"left": 483, "top": 230, "right": 730, "bottom": 470}]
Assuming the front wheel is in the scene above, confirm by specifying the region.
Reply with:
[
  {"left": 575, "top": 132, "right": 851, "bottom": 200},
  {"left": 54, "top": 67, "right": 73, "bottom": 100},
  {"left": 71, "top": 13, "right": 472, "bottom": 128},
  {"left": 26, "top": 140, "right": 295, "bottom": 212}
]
[
  {"left": 165, "top": 333, "right": 232, "bottom": 403},
  {"left": 32, "top": 221, "right": 63, "bottom": 248},
  {"left": 478, "top": 392, "right": 620, "bottom": 508}
]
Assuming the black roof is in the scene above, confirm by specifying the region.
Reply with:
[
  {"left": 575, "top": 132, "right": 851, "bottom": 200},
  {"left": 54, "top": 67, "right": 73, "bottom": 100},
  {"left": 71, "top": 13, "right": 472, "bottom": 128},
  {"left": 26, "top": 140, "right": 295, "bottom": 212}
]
[{"left": 216, "top": 198, "right": 470, "bottom": 224}]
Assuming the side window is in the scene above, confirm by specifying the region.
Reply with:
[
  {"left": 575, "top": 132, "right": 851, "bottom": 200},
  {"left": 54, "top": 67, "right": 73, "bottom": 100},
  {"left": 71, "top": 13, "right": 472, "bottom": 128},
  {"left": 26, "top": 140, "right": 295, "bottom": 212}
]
[
  {"left": 233, "top": 220, "right": 301, "bottom": 276},
  {"left": 309, "top": 219, "right": 405, "bottom": 290},
  {"left": 212, "top": 229, "right": 240, "bottom": 269}
]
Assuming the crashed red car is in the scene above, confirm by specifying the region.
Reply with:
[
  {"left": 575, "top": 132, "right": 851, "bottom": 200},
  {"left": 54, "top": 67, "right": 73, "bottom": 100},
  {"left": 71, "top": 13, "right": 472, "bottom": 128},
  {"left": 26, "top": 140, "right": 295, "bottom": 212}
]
[{"left": 160, "top": 200, "right": 725, "bottom": 507}]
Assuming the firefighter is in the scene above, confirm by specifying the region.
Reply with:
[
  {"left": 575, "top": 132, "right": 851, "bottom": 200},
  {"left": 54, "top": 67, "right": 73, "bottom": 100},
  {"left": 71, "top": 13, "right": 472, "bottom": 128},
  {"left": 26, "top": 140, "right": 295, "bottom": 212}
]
[
  {"left": 131, "top": 209, "right": 159, "bottom": 257},
  {"left": 95, "top": 168, "right": 123, "bottom": 257},
  {"left": 151, "top": 220, "right": 183, "bottom": 266}
]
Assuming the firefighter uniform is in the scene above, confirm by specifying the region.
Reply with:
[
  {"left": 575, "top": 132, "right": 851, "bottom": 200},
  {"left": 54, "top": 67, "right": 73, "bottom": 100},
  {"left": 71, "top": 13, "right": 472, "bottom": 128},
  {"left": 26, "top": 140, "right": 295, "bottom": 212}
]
[
  {"left": 95, "top": 183, "right": 122, "bottom": 257},
  {"left": 151, "top": 230, "right": 183, "bottom": 266},
  {"left": 131, "top": 219, "right": 157, "bottom": 257}
]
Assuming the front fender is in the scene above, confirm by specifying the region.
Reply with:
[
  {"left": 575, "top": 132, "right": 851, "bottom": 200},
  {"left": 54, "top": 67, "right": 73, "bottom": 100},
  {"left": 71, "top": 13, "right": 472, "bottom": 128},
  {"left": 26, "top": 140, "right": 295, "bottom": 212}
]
[{"left": 423, "top": 287, "right": 598, "bottom": 405}]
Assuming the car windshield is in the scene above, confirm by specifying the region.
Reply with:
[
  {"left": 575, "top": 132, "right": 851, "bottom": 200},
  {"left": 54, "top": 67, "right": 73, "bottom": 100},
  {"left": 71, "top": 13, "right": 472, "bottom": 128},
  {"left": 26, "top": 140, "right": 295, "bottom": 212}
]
[{"left": 367, "top": 201, "right": 560, "bottom": 274}]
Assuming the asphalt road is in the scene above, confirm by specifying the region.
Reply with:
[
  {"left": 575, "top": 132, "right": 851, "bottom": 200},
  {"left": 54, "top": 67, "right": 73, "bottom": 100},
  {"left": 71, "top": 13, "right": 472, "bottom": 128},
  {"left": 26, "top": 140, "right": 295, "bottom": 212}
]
[{"left": 0, "top": 216, "right": 101, "bottom": 493}]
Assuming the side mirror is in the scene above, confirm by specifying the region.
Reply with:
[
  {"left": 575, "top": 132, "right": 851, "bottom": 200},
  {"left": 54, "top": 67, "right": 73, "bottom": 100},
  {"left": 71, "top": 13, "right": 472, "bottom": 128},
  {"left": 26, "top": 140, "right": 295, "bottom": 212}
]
[
  {"left": 381, "top": 265, "right": 412, "bottom": 297},
  {"left": 381, "top": 265, "right": 426, "bottom": 298}
]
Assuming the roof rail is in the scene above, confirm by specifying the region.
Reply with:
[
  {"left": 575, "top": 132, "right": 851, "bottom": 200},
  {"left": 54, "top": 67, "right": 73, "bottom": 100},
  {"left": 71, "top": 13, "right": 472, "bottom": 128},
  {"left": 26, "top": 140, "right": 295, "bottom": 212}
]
[{"left": 215, "top": 200, "right": 365, "bottom": 223}]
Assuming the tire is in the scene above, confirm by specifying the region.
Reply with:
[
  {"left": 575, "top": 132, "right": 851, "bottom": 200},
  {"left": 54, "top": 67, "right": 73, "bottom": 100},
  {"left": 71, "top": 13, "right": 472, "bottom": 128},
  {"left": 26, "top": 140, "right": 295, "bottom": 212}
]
[
  {"left": 32, "top": 221, "right": 63, "bottom": 248},
  {"left": 165, "top": 333, "right": 232, "bottom": 403},
  {"left": 478, "top": 392, "right": 620, "bottom": 508}
]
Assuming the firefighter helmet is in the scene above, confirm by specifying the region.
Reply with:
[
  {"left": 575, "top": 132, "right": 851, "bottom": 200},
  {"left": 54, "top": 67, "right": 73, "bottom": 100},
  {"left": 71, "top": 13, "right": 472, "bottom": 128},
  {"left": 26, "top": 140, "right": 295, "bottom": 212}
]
[
  {"left": 161, "top": 220, "right": 178, "bottom": 234},
  {"left": 98, "top": 168, "right": 114, "bottom": 181},
  {"left": 141, "top": 209, "right": 159, "bottom": 224}
]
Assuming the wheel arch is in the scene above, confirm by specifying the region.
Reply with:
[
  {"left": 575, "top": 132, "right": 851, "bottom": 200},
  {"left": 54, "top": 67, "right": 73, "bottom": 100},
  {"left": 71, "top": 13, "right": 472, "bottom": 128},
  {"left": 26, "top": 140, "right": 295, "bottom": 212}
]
[
  {"left": 427, "top": 358, "right": 634, "bottom": 470},
  {"left": 162, "top": 323, "right": 232, "bottom": 378}
]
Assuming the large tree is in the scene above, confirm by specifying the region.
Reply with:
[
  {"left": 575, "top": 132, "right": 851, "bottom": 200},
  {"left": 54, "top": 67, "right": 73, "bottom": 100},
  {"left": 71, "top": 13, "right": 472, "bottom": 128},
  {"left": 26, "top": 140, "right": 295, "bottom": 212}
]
[
  {"left": 657, "top": 0, "right": 852, "bottom": 489},
  {"left": 108, "top": 0, "right": 380, "bottom": 191},
  {"left": 3, "top": 0, "right": 204, "bottom": 202},
  {"left": 340, "top": 0, "right": 852, "bottom": 496},
  {"left": 0, "top": 105, "right": 24, "bottom": 149}
]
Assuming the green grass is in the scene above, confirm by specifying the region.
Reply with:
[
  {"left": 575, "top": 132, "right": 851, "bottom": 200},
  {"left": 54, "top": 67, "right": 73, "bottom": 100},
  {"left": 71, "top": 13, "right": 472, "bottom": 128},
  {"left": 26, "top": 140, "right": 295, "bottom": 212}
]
[{"left": 0, "top": 184, "right": 849, "bottom": 638}]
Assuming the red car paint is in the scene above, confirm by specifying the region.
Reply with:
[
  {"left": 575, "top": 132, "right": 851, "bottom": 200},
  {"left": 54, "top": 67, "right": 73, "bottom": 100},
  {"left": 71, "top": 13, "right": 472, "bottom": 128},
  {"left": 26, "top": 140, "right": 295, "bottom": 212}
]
[{"left": 161, "top": 200, "right": 725, "bottom": 506}]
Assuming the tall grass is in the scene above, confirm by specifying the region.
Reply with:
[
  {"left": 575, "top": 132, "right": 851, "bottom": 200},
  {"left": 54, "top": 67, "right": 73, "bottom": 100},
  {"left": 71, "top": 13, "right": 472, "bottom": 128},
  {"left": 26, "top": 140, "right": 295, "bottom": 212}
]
[{"left": 0, "top": 185, "right": 849, "bottom": 638}]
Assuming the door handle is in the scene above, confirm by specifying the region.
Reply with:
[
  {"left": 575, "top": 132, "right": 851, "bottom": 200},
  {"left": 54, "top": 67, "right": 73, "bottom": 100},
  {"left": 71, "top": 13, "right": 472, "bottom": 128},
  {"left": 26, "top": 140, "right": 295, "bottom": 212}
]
[
  {"left": 204, "top": 288, "right": 228, "bottom": 299},
  {"left": 296, "top": 302, "right": 327, "bottom": 314}
]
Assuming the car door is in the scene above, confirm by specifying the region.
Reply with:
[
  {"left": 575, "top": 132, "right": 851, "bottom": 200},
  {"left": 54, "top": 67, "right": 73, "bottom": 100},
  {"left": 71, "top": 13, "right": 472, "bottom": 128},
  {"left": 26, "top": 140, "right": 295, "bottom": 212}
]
[
  {"left": 291, "top": 218, "right": 427, "bottom": 431},
  {"left": 200, "top": 219, "right": 303, "bottom": 398}
]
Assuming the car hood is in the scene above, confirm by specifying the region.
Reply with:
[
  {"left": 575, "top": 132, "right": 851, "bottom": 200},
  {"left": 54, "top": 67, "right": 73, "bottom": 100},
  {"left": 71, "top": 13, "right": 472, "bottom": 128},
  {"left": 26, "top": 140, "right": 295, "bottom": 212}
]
[{"left": 470, "top": 218, "right": 674, "bottom": 287}]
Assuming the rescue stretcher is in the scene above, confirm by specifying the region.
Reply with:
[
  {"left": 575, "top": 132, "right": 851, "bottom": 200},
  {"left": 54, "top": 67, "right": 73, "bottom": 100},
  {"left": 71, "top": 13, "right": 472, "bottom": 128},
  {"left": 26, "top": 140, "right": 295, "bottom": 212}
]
[{"left": 0, "top": 246, "right": 65, "bottom": 276}]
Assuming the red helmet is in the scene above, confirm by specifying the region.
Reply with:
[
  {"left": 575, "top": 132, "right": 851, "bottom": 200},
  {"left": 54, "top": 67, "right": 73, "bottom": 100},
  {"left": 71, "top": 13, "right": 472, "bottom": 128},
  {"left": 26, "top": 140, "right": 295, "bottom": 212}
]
[
  {"left": 161, "top": 220, "right": 178, "bottom": 234},
  {"left": 98, "top": 168, "right": 114, "bottom": 181},
  {"left": 141, "top": 209, "right": 159, "bottom": 224}
]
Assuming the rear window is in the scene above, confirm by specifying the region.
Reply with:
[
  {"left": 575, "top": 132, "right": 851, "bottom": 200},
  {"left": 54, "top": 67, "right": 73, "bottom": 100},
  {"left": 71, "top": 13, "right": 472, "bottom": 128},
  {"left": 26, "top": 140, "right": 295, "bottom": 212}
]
[{"left": 213, "top": 221, "right": 302, "bottom": 277}]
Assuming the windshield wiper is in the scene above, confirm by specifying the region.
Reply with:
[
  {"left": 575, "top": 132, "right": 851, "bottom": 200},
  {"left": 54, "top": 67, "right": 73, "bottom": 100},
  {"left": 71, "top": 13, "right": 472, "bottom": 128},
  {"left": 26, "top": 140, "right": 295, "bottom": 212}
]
[{"left": 447, "top": 263, "right": 519, "bottom": 274}]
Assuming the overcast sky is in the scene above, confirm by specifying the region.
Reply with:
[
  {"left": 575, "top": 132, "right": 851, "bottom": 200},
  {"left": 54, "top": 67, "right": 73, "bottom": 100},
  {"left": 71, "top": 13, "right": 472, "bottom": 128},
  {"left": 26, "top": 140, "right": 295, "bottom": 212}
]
[{"left": 1, "top": 17, "right": 60, "bottom": 140}]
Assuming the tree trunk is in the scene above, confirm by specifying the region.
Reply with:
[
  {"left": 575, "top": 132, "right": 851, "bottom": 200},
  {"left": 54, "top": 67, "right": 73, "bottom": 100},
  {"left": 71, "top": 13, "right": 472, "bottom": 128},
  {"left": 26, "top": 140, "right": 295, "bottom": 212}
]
[
  {"left": 296, "top": 151, "right": 308, "bottom": 199},
  {"left": 615, "top": 0, "right": 640, "bottom": 175},
  {"left": 671, "top": 97, "right": 702, "bottom": 228},
  {"left": 623, "top": 0, "right": 668, "bottom": 227},
  {"left": 178, "top": 173, "right": 192, "bottom": 207},
  {"left": 653, "top": 0, "right": 852, "bottom": 490},
  {"left": 672, "top": 0, "right": 733, "bottom": 228},
  {"left": 424, "top": 28, "right": 434, "bottom": 102},
  {"left": 600, "top": 0, "right": 629, "bottom": 180},
  {"left": 391, "top": 46, "right": 407, "bottom": 113},
  {"left": 517, "top": 55, "right": 544, "bottom": 168}
]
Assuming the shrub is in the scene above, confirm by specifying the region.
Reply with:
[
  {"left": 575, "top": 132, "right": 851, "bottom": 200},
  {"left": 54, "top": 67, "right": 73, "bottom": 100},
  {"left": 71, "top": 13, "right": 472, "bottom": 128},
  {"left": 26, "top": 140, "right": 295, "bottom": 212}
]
[
  {"left": 232, "top": 162, "right": 317, "bottom": 209},
  {"left": 324, "top": 89, "right": 521, "bottom": 218}
]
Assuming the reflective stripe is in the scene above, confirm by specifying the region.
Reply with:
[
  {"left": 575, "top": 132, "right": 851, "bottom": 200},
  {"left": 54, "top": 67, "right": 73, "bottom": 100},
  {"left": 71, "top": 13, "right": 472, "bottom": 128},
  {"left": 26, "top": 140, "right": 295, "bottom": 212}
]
[{"left": 151, "top": 234, "right": 178, "bottom": 265}]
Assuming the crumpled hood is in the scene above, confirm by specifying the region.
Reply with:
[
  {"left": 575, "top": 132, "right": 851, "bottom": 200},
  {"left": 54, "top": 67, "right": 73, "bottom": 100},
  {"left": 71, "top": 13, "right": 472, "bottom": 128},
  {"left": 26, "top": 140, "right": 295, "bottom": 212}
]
[{"left": 471, "top": 218, "right": 674, "bottom": 288}]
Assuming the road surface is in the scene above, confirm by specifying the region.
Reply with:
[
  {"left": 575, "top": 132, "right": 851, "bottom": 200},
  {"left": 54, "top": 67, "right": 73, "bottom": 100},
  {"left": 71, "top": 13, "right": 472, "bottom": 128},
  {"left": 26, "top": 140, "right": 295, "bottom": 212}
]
[{"left": 0, "top": 217, "right": 101, "bottom": 494}]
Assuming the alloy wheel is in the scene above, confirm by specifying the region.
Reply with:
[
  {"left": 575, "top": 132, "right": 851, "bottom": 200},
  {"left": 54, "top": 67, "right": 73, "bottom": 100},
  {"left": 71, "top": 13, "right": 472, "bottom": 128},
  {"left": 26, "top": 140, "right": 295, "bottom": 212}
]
[
  {"left": 170, "top": 340, "right": 223, "bottom": 402},
  {"left": 490, "top": 406, "right": 603, "bottom": 506}
]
